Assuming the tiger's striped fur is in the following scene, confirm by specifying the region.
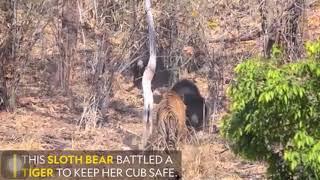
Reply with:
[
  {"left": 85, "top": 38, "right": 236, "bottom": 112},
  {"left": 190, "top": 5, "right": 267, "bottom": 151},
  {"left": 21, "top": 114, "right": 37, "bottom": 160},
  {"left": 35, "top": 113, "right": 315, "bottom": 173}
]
[{"left": 156, "top": 91, "right": 187, "bottom": 150}]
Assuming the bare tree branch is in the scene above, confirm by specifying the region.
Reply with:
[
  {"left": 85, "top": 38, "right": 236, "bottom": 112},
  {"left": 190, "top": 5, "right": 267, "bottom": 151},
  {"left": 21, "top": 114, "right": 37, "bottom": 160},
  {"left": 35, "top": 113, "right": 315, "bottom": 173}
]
[{"left": 142, "top": 0, "right": 157, "bottom": 149}]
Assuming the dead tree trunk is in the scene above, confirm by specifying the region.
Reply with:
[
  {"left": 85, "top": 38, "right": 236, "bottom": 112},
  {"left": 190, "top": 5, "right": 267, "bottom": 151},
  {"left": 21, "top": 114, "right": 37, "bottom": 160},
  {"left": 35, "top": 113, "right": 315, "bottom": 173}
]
[
  {"left": 0, "top": 0, "right": 17, "bottom": 112},
  {"left": 259, "top": 0, "right": 305, "bottom": 61},
  {"left": 60, "top": 0, "right": 79, "bottom": 95},
  {"left": 142, "top": 0, "right": 157, "bottom": 149},
  {"left": 93, "top": 32, "right": 113, "bottom": 121},
  {"left": 284, "top": 0, "right": 305, "bottom": 60}
]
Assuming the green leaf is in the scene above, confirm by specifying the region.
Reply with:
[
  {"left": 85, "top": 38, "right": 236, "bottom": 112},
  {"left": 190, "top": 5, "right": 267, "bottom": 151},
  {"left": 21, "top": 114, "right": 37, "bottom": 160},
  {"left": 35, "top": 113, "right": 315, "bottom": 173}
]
[{"left": 222, "top": 51, "right": 320, "bottom": 178}]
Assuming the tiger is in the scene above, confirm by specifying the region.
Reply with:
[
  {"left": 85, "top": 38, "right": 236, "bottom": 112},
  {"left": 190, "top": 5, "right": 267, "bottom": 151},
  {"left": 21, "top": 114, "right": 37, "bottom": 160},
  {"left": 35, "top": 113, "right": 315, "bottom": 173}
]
[{"left": 156, "top": 90, "right": 187, "bottom": 150}]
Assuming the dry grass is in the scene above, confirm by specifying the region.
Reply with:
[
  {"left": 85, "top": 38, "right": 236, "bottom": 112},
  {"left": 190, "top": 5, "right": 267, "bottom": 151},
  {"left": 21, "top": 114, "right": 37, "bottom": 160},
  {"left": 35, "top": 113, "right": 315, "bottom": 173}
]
[
  {"left": 182, "top": 142, "right": 266, "bottom": 179},
  {"left": 1, "top": 1, "right": 320, "bottom": 180},
  {"left": 0, "top": 71, "right": 267, "bottom": 179}
]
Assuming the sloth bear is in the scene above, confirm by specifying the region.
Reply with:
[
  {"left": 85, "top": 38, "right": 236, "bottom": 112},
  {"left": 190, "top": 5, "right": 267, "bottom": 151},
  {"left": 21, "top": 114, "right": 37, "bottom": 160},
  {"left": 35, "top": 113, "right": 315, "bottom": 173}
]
[
  {"left": 171, "top": 79, "right": 209, "bottom": 131},
  {"left": 155, "top": 79, "right": 210, "bottom": 150}
]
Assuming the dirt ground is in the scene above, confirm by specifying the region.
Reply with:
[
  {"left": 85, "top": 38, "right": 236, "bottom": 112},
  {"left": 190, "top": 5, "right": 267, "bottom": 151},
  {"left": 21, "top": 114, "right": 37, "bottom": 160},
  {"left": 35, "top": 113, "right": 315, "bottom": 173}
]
[
  {"left": 0, "top": 68, "right": 267, "bottom": 179},
  {"left": 1, "top": 2, "right": 320, "bottom": 180}
]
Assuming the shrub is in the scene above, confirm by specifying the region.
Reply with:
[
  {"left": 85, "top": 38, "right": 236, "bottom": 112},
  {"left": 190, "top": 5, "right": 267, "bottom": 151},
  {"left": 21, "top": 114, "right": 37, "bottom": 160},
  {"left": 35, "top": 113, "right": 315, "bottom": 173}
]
[
  {"left": 221, "top": 40, "right": 320, "bottom": 179},
  {"left": 306, "top": 40, "right": 320, "bottom": 60}
]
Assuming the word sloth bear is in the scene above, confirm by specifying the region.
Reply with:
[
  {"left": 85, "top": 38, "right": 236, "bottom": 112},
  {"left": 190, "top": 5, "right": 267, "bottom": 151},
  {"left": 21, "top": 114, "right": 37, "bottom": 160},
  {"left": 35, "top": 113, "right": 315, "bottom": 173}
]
[{"left": 156, "top": 79, "right": 209, "bottom": 150}]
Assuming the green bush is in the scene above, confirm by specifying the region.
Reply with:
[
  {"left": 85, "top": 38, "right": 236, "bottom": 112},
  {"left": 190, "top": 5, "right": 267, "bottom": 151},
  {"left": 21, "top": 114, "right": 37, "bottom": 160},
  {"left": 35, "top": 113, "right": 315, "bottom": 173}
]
[
  {"left": 221, "top": 41, "right": 320, "bottom": 179},
  {"left": 306, "top": 40, "right": 320, "bottom": 60}
]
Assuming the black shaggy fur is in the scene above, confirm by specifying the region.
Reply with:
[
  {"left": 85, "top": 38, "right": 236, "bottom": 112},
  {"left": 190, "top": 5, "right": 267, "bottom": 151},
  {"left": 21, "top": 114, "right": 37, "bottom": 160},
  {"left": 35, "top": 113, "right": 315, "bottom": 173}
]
[
  {"left": 171, "top": 79, "right": 201, "bottom": 98},
  {"left": 184, "top": 94, "right": 209, "bottom": 130},
  {"left": 171, "top": 79, "right": 210, "bottom": 131}
]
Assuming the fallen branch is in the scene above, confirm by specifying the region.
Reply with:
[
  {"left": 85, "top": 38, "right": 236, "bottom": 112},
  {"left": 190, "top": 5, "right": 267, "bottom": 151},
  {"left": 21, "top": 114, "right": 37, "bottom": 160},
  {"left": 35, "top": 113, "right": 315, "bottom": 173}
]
[{"left": 209, "top": 29, "right": 261, "bottom": 44}]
